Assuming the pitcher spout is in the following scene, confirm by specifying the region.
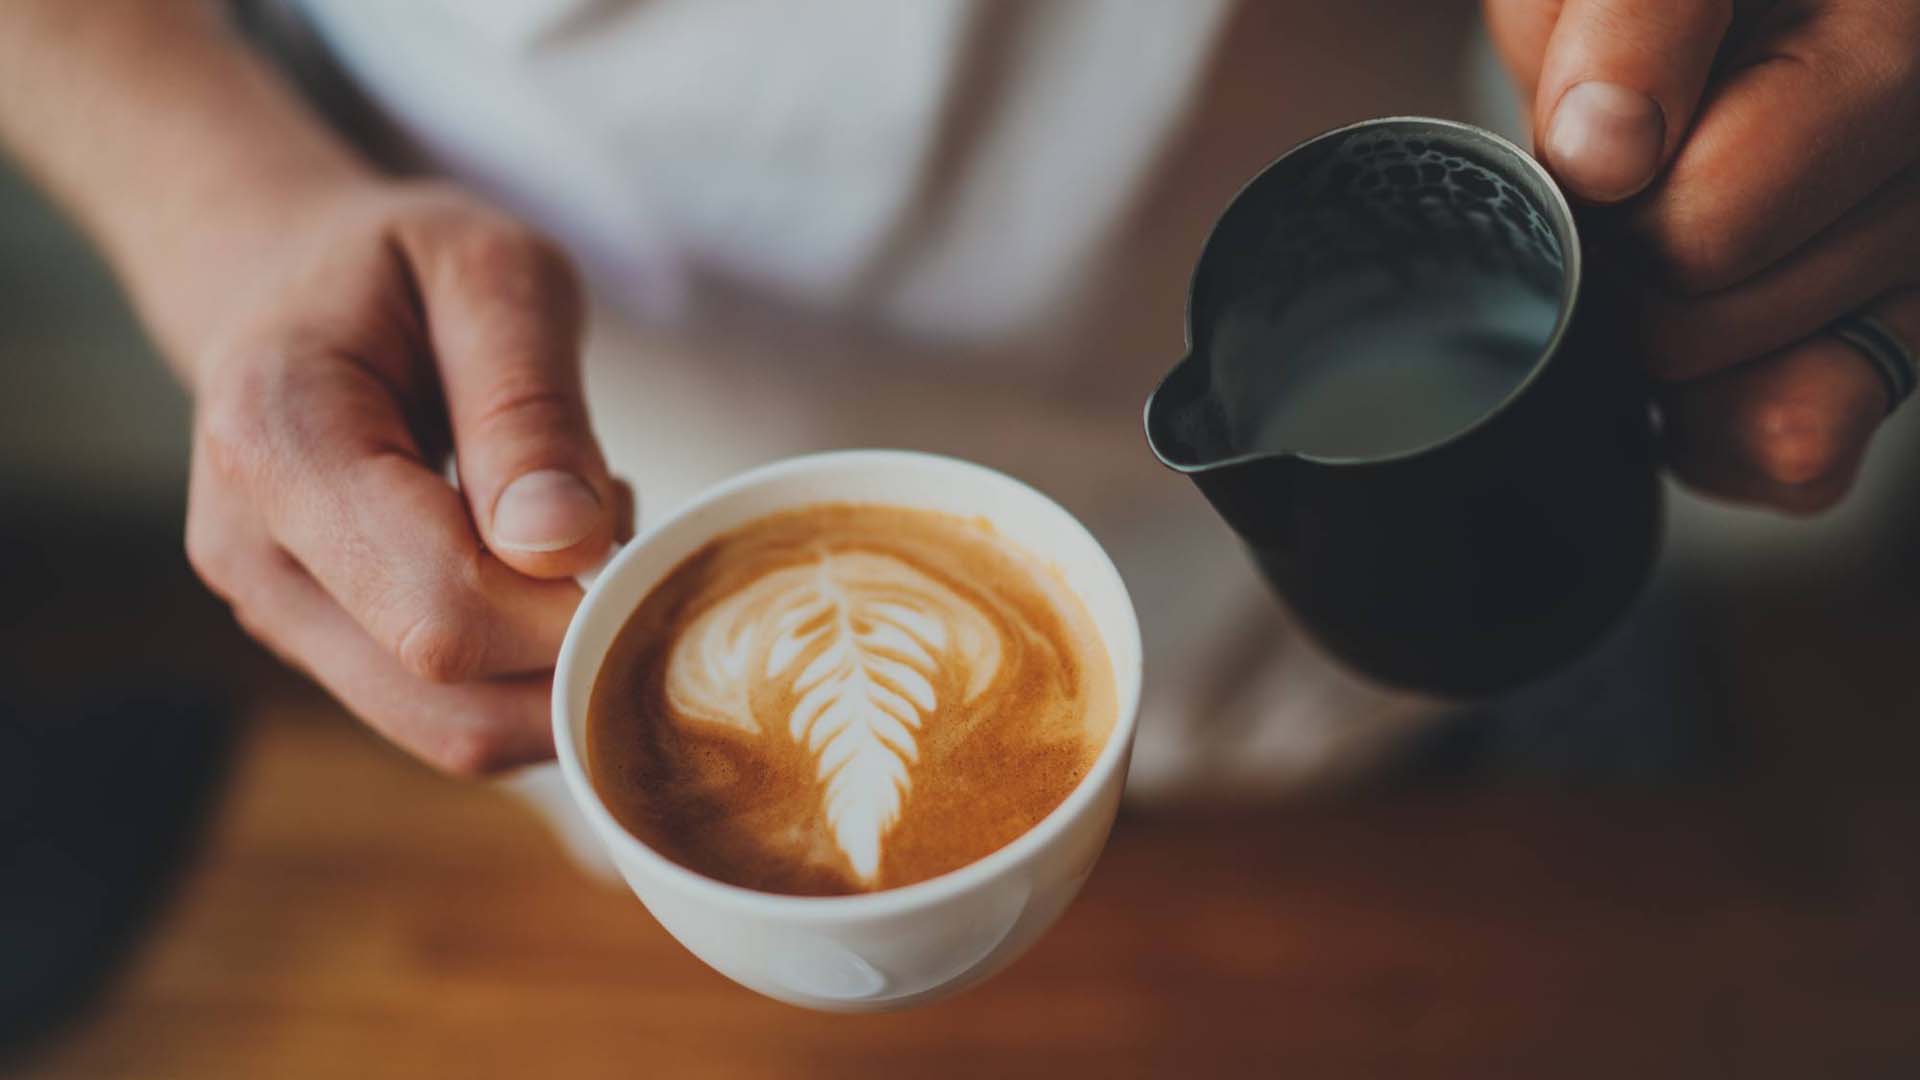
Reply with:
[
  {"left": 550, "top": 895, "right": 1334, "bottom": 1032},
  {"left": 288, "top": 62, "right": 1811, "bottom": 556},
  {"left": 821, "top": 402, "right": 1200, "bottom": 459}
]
[{"left": 1146, "top": 350, "right": 1238, "bottom": 474}]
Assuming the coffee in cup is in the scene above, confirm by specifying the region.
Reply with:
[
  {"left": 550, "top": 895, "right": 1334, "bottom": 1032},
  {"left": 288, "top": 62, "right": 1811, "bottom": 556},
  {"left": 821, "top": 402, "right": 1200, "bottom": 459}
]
[{"left": 586, "top": 502, "right": 1116, "bottom": 896}]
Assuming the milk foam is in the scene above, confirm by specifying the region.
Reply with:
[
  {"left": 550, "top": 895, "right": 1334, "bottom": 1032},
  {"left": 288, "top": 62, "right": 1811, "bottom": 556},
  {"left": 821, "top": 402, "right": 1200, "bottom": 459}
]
[
  {"left": 589, "top": 503, "right": 1115, "bottom": 896},
  {"left": 666, "top": 551, "right": 1003, "bottom": 882}
]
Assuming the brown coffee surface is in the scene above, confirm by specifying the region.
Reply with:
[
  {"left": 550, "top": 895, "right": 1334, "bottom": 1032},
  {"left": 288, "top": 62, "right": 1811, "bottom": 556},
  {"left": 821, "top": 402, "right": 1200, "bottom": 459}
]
[{"left": 587, "top": 503, "right": 1116, "bottom": 896}]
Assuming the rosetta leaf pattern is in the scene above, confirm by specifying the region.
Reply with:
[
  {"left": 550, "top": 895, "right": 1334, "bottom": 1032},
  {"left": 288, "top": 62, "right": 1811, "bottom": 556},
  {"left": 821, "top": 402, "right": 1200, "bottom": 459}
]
[{"left": 665, "top": 552, "right": 1000, "bottom": 882}]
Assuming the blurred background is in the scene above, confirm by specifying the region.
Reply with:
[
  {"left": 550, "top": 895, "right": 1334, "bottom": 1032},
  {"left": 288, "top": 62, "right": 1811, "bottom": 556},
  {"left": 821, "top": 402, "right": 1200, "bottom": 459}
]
[{"left": 4, "top": 4, "right": 1919, "bottom": 1077}]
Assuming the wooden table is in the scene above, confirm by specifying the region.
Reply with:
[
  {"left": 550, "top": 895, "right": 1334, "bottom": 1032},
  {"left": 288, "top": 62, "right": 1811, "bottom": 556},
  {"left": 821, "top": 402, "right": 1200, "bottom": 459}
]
[{"left": 10, "top": 511, "right": 1920, "bottom": 1080}]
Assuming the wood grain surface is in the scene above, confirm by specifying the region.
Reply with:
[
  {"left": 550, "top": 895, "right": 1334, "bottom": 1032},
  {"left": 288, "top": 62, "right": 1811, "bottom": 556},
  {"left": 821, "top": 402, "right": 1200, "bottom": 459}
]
[{"left": 8, "top": 513, "right": 1919, "bottom": 1080}]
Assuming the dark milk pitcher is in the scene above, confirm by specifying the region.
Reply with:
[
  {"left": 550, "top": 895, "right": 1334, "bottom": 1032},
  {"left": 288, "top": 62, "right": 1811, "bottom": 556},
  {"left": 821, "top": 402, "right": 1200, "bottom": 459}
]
[{"left": 1146, "top": 117, "right": 1661, "bottom": 697}]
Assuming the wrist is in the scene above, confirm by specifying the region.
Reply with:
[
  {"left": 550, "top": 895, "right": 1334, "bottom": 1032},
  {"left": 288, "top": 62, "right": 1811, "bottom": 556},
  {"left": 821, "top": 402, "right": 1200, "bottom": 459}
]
[
  {"left": 123, "top": 162, "right": 385, "bottom": 385},
  {"left": 0, "top": 0, "right": 390, "bottom": 382}
]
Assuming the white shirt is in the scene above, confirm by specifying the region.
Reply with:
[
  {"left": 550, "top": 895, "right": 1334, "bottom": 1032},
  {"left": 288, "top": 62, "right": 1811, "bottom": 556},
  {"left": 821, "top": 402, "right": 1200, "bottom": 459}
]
[{"left": 289, "top": 0, "right": 1233, "bottom": 342}]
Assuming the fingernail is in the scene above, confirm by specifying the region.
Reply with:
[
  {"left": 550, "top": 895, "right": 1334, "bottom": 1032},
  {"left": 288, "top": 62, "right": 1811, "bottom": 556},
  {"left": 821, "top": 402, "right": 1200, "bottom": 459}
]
[
  {"left": 492, "top": 469, "right": 601, "bottom": 553},
  {"left": 1546, "top": 82, "right": 1666, "bottom": 204}
]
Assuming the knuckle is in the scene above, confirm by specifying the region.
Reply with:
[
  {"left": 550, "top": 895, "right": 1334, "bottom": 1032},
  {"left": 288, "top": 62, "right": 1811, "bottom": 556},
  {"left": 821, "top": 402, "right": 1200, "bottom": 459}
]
[
  {"left": 439, "top": 217, "right": 584, "bottom": 335},
  {"left": 196, "top": 347, "right": 297, "bottom": 482},
  {"left": 1747, "top": 399, "right": 1850, "bottom": 488},
  {"left": 198, "top": 389, "right": 268, "bottom": 483},
  {"left": 472, "top": 377, "right": 583, "bottom": 435},
  {"left": 387, "top": 563, "right": 492, "bottom": 684},
  {"left": 451, "top": 220, "right": 572, "bottom": 300},
  {"left": 393, "top": 601, "right": 488, "bottom": 684},
  {"left": 459, "top": 220, "right": 539, "bottom": 270}
]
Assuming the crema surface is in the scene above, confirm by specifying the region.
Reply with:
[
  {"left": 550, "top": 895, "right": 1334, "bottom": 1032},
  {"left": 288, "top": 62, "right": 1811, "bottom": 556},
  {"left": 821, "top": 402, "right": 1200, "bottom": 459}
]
[{"left": 587, "top": 504, "right": 1115, "bottom": 895}]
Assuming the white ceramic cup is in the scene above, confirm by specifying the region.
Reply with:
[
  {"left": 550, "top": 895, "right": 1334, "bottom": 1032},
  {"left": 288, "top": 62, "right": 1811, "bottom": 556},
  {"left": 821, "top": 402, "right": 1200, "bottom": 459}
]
[{"left": 550, "top": 450, "right": 1144, "bottom": 1011}]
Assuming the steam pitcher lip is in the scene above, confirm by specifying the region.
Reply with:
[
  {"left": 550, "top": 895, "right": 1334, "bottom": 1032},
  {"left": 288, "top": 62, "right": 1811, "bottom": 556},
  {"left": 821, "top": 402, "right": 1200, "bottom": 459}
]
[
  {"left": 1143, "top": 355, "right": 1249, "bottom": 476},
  {"left": 1142, "top": 115, "right": 1586, "bottom": 476}
]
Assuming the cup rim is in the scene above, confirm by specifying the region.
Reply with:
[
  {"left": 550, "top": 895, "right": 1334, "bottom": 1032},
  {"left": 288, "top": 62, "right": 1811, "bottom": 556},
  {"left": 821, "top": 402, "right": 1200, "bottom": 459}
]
[{"left": 550, "top": 449, "right": 1144, "bottom": 923}]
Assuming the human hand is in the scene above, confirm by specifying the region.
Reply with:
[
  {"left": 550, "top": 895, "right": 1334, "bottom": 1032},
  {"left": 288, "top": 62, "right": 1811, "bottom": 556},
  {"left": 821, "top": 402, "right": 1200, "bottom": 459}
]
[
  {"left": 1486, "top": 0, "right": 1919, "bottom": 512},
  {"left": 183, "top": 181, "right": 630, "bottom": 774}
]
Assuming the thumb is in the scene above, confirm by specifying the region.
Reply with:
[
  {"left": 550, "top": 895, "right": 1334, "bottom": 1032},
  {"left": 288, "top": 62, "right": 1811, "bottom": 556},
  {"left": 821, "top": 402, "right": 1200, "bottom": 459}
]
[
  {"left": 1535, "top": 0, "right": 1732, "bottom": 204},
  {"left": 406, "top": 213, "right": 616, "bottom": 578}
]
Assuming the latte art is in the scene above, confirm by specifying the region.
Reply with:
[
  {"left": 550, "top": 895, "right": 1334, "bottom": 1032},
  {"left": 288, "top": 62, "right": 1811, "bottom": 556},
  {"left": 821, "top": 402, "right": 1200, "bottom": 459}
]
[
  {"left": 588, "top": 504, "right": 1115, "bottom": 895},
  {"left": 667, "top": 552, "right": 1003, "bottom": 882}
]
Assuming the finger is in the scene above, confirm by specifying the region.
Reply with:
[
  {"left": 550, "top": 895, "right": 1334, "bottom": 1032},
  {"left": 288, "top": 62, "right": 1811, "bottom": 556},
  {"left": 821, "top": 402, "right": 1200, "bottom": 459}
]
[
  {"left": 198, "top": 346, "right": 579, "bottom": 682},
  {"left": 1662, "top": 291, "right": 1919, "bottom": 514},
  {"left": 1483, "top": 0, "right": 1565, "bottom": 98},
  {"left": 185, "top": 455, "right": 553, "bottom": 775},
  {"left": 1535, "top": 0, "right": 1733, "bottom": 203},
  {"left": 263, "top": 564, "right": 556, "bottom": 775},
  {"left": 1632, "top": 3, "right": 1920, "bottom": 294},
  {"left": 1638, "top": 168, "right": 1920, "bottom": 381},
  {"left": 399, "top": 212, "right": 616, "bottom": 579},
  {"left": 611, "top": 476, "right": 638, "bottom": 544}
]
